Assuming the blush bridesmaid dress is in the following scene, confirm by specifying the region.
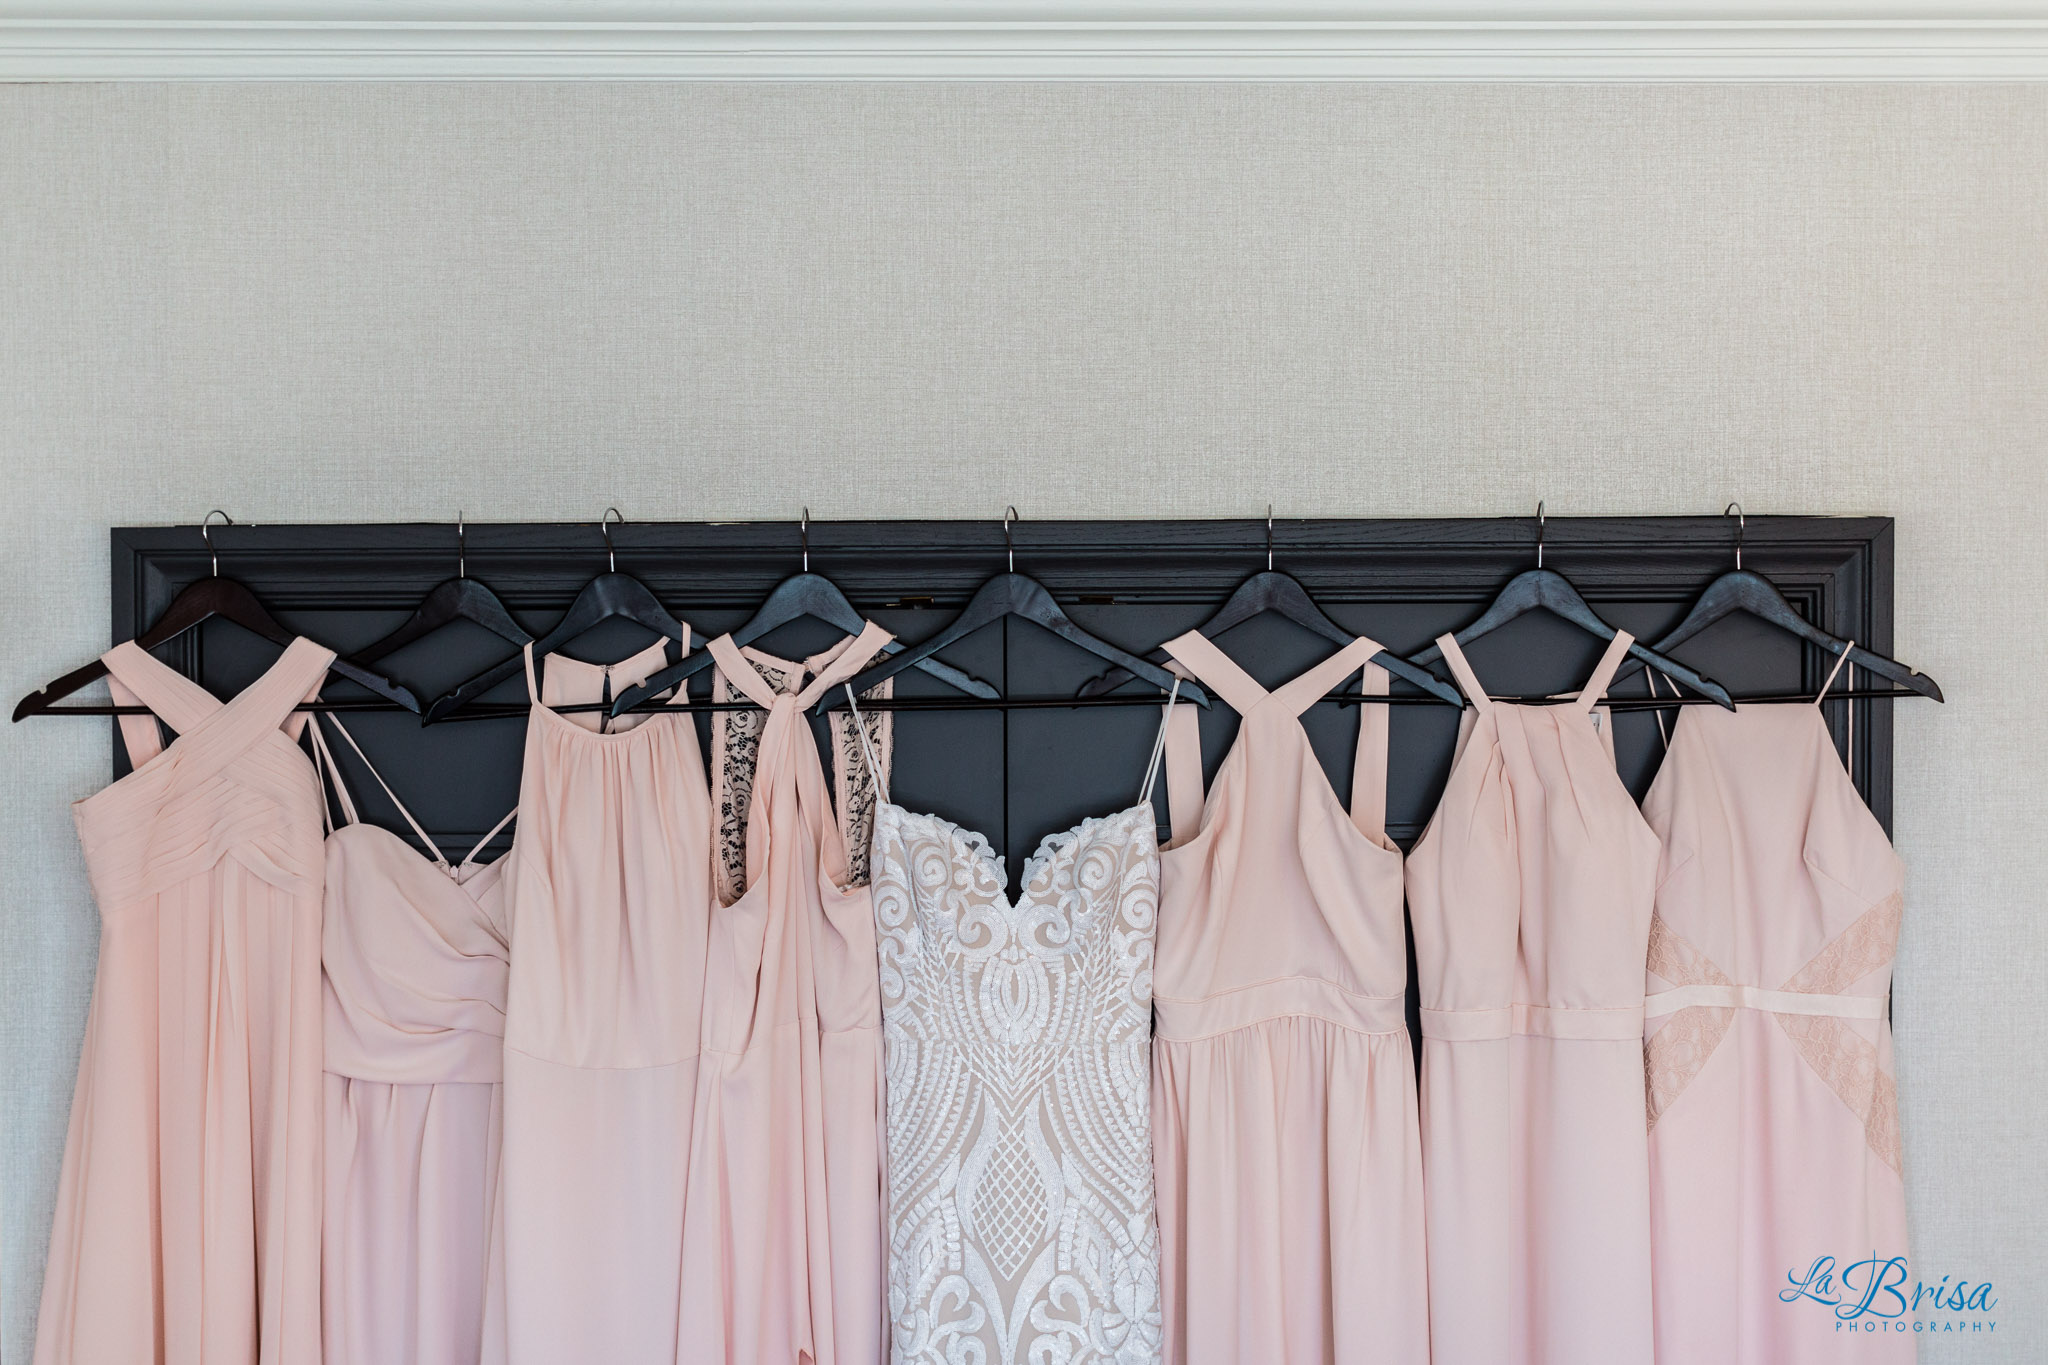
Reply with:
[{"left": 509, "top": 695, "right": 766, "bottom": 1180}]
[
  {"left": 678, "top": 624, "right": 894, "bottom": 1365},
  {"left": 1404, "top": 631, "right": 1661, "bottom": 1365},
  {"left": 496, "top": 638, "right": 712, "bottom": 1365},
  {"left": 307, "top": 715, "right": 513, "bottom": 1365},
  {"left": 1641, "top": 652, "right": 1914, "bottom": 1363},
  {"left": 1150, "top": 632, "right": 1429, "bottom": 1365},
  {"left": 36, "top": 638, "right": 332, "bottom": 1365}
]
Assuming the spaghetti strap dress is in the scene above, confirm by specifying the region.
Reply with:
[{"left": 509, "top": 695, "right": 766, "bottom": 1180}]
[
  {"left": 307, "top": 715, "right": 514, "bottom": 1365},
  {"left": 35, "top": 637, "right": 333, "bottom": 1365},
  {"left": 861, "top": 679, "right": 1177, "bottom": 1365},
  {"left": 497, "top": 637, "right": 712, "bottom": 1365},
  {"left": 1150, "top": 632, "right": 1428, "bottom": 1365},
  {"left": 1404, "top": 631, "right": 1661, "bottom": 1365},
  {"left": 679, "top": 624, "right": 895, "bottom": 1365},
  {"left": 1641, "top": 652, "right": 1913, "bottom": 1363}
]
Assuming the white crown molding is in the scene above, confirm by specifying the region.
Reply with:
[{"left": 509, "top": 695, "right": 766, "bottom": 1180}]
[{"left": 4, "top": 2, "right": 2046, "bottom": 81}]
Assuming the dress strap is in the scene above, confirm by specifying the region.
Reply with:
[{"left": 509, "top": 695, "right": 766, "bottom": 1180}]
[
  {"left": 302, "top": 713, "right": 343, "bottom": 835},
  {"left": 101, "top": 641, "right": 222, "bottom": 745},
  {"left": 521, "top": 640, "right": 539, "bottom": 701},
  {"left": 1350, "top": 661, "right": 1392, "bottom": 845},
  {"left": 1160, "top": 631, "right": 1270, "bottom": 715},
  {"left": 1270, "top": 635, "right": 1384, "bottom": 719},
  {"left": 706, "top": 634, "right": 782, "bottom": 709},
  {"left": 1577, "top": 631, "right": 1635, "bottom": 713},
  {"left": 457, "top": 805, "right": 518, "bottom": 870},
  {"left": 1137, "top": 675, "right": 1183, "bottom": 808},
  {"left": 105, "top": 672, "right": 167, "bottom": 769},
  {"left": 1162, "top": 675, "right": 1204, "bottom": 845},
  {"left": 303, "top": 714, "right": 359, "bottom": 834},
  {"left": 1436, "top": 634, "right": 1491, "bottom": 714},
  {"left": 1816, "top": 641, "right": 1855, "bottom": 781},
  {"left": 841, "top": 684, "right": 891, "bottom": 805},
  {"left": 1815, "top": 642, "right": 1855, "bottom": 705},
  {"left": 316, "top": 714, "right": 449, "bottom": 866}
]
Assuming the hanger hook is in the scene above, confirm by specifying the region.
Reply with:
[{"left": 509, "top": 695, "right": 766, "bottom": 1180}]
[
  {"left": 1535, "top": 500, "right": 1546, "bottom": 570},
  {"left": 800, "top": 507, "right": 810, "bottom": 574},
  {"left": 456, "top": 511, "right": 466, "bottom": 579},
  {"left": 601, "top": 507, "right": 623, "bottom": 573},
  {"left": 1266, "top": 504, "right": 1274, "bottom": 572},
  {"left": 1725, "top": 501, "right": 1744, "bottom": 571},
  {"left": 201, "top": 509, "right": 233, "bottom": 578},
  {"left": 1004, "top": 506, "right": 1017, "bottom": 574}
]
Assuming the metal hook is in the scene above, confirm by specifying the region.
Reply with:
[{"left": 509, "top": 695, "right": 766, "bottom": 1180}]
[
  {"left": 1535, "top": 500, "right": 1546, "bottom": 569},
  {"left": 1266, "top": 505, "right": 1275, "bottom": 572},
  {"left": 1725, "top": 501, "right": 1745, "bottom": 571},
  {"left": 456, "top": 511, "right": 466, "bottom": 579},
  {"left": 801, "top": 507, "right": 810, "bottom": 574},
  {"left": 1004, "top": 506, "right": 1018, "bottom": 574},
  {"left": 601, "top": 507, "right": 623, "bottom": 573},
  {"left": 201, "top": 509, "right": 233, "bottom": 577}
]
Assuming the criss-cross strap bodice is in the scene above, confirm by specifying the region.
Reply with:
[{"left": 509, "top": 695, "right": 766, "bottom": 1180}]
[
  {"left": 1153, "top": 630, "right": 1407, "bottom": 1043},
  {"left": 859, "top": 677, "right": 1172, "bottom": 1365},
  {"left": 1407, "top": 629, "right": 1659, "bottom": 1042},
  {"left": 305, "top": 715, "right": 511, "bottom": 1088},
  {"left": 73, "top": 636, "right": 336, "bottom": 909}
]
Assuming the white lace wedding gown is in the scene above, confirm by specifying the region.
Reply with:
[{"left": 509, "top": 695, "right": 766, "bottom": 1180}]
[{"left": 854, "top": 697, "right": 1170, "bottom": 1365}]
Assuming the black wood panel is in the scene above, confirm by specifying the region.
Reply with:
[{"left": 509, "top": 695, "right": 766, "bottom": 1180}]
[{"left": 108, "top": 516, "right": 1896, "bottom": 891}]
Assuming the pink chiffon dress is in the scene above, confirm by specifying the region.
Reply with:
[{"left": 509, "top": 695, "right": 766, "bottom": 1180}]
[
  {"left": 1641, "top": 653, "right": 1913, "bottom": 1363},
  {"left": 1404, "top": 631, "right": 1661, "bottom": 1365},
  {"left": 496, "top": 637, "right": 712, "bottom": 1365},
  {"left": 307, "top": 715, "right": 514, "bottom": 1365},
  {"left": 678, "top": 624, "right": 895, "bottom": 1365},
  {"left": 36, "top": 638, "right": 332, "bottom": 1365},
  {"left": 1150, "top": 632, "right": 1429, "bottom": 1365}
]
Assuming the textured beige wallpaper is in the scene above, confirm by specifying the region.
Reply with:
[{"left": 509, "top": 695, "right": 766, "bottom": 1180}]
[{"left": 3, "top": 82, "right": 2044, "bottom": 1361}]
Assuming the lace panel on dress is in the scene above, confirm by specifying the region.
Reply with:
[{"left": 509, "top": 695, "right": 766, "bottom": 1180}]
[
  {"left": 1643, "top": 913, "right": 1737, "bottom": 1130},
  {"left": 873, "top": 805, "right": 1162, "bottom": 1365},
  {"left": 710, "top": 651, "right": 893, "bottom": 904},
  {"left": 1641, "top": 898, "right": 1905, "bottom": 1173},
  {"left": 1772, "top": 891, "right": 1905, "bottom": 1175}
]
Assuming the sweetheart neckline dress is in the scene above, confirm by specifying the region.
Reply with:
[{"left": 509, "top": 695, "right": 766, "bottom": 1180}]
[
  {"left": 859, "top": 682, "right": 1178, "bottom": 1365},
  {"left": 307, "top": 714, "right": 513, "bottom": 1365}
]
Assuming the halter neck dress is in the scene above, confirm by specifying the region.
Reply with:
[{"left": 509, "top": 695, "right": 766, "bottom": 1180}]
[
  {"left": 861, "top": 681, "right": 1178, "bottom": 1365},
  {"left": 1641, "top": 653, "right": 1913, "bottom": 1363},
  {"left": 1404, "top": 631, "right": 1661, "bottom": 1365},
  {"left": 307, "top": 715, "right": 513, "bottom": 1365},
  {"left": 36, "top": 638, "right": 332, "bottom": 1365},
  {"left": 678, "top": 624, "right": 895, "bottom": 1365},
  {"left": 1150, "top": 632, "right": 1428, "bottom": 1365},
  {"left": 496, "top": 637, "right": 712, "bottom": 1365}
]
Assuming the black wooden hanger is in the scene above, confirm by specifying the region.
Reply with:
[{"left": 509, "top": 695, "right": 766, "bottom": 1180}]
[
  {"left": 1611, "top": 505, "right": 1942, "bottom": 702},
  {"left": 1076, "top": 509, "right": 1463, "bottom": 706},
  {"left": 608, "top": 510, "right": 996, "bottom": 718},
  {"left": 813, "top": 509, "right": 1210, "bottom": 714},
  {"left": 1406, "top": 504, "right": 1735, "bottom": 709},
  {"left": 350, "top": 514, "right": 531, "bottom": 666},
  {"left": 425, "top": 510, "right": 690, "bottom": 723},
  {"left": 13, "top": 512, "right": 420, "bottom": 721}
]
